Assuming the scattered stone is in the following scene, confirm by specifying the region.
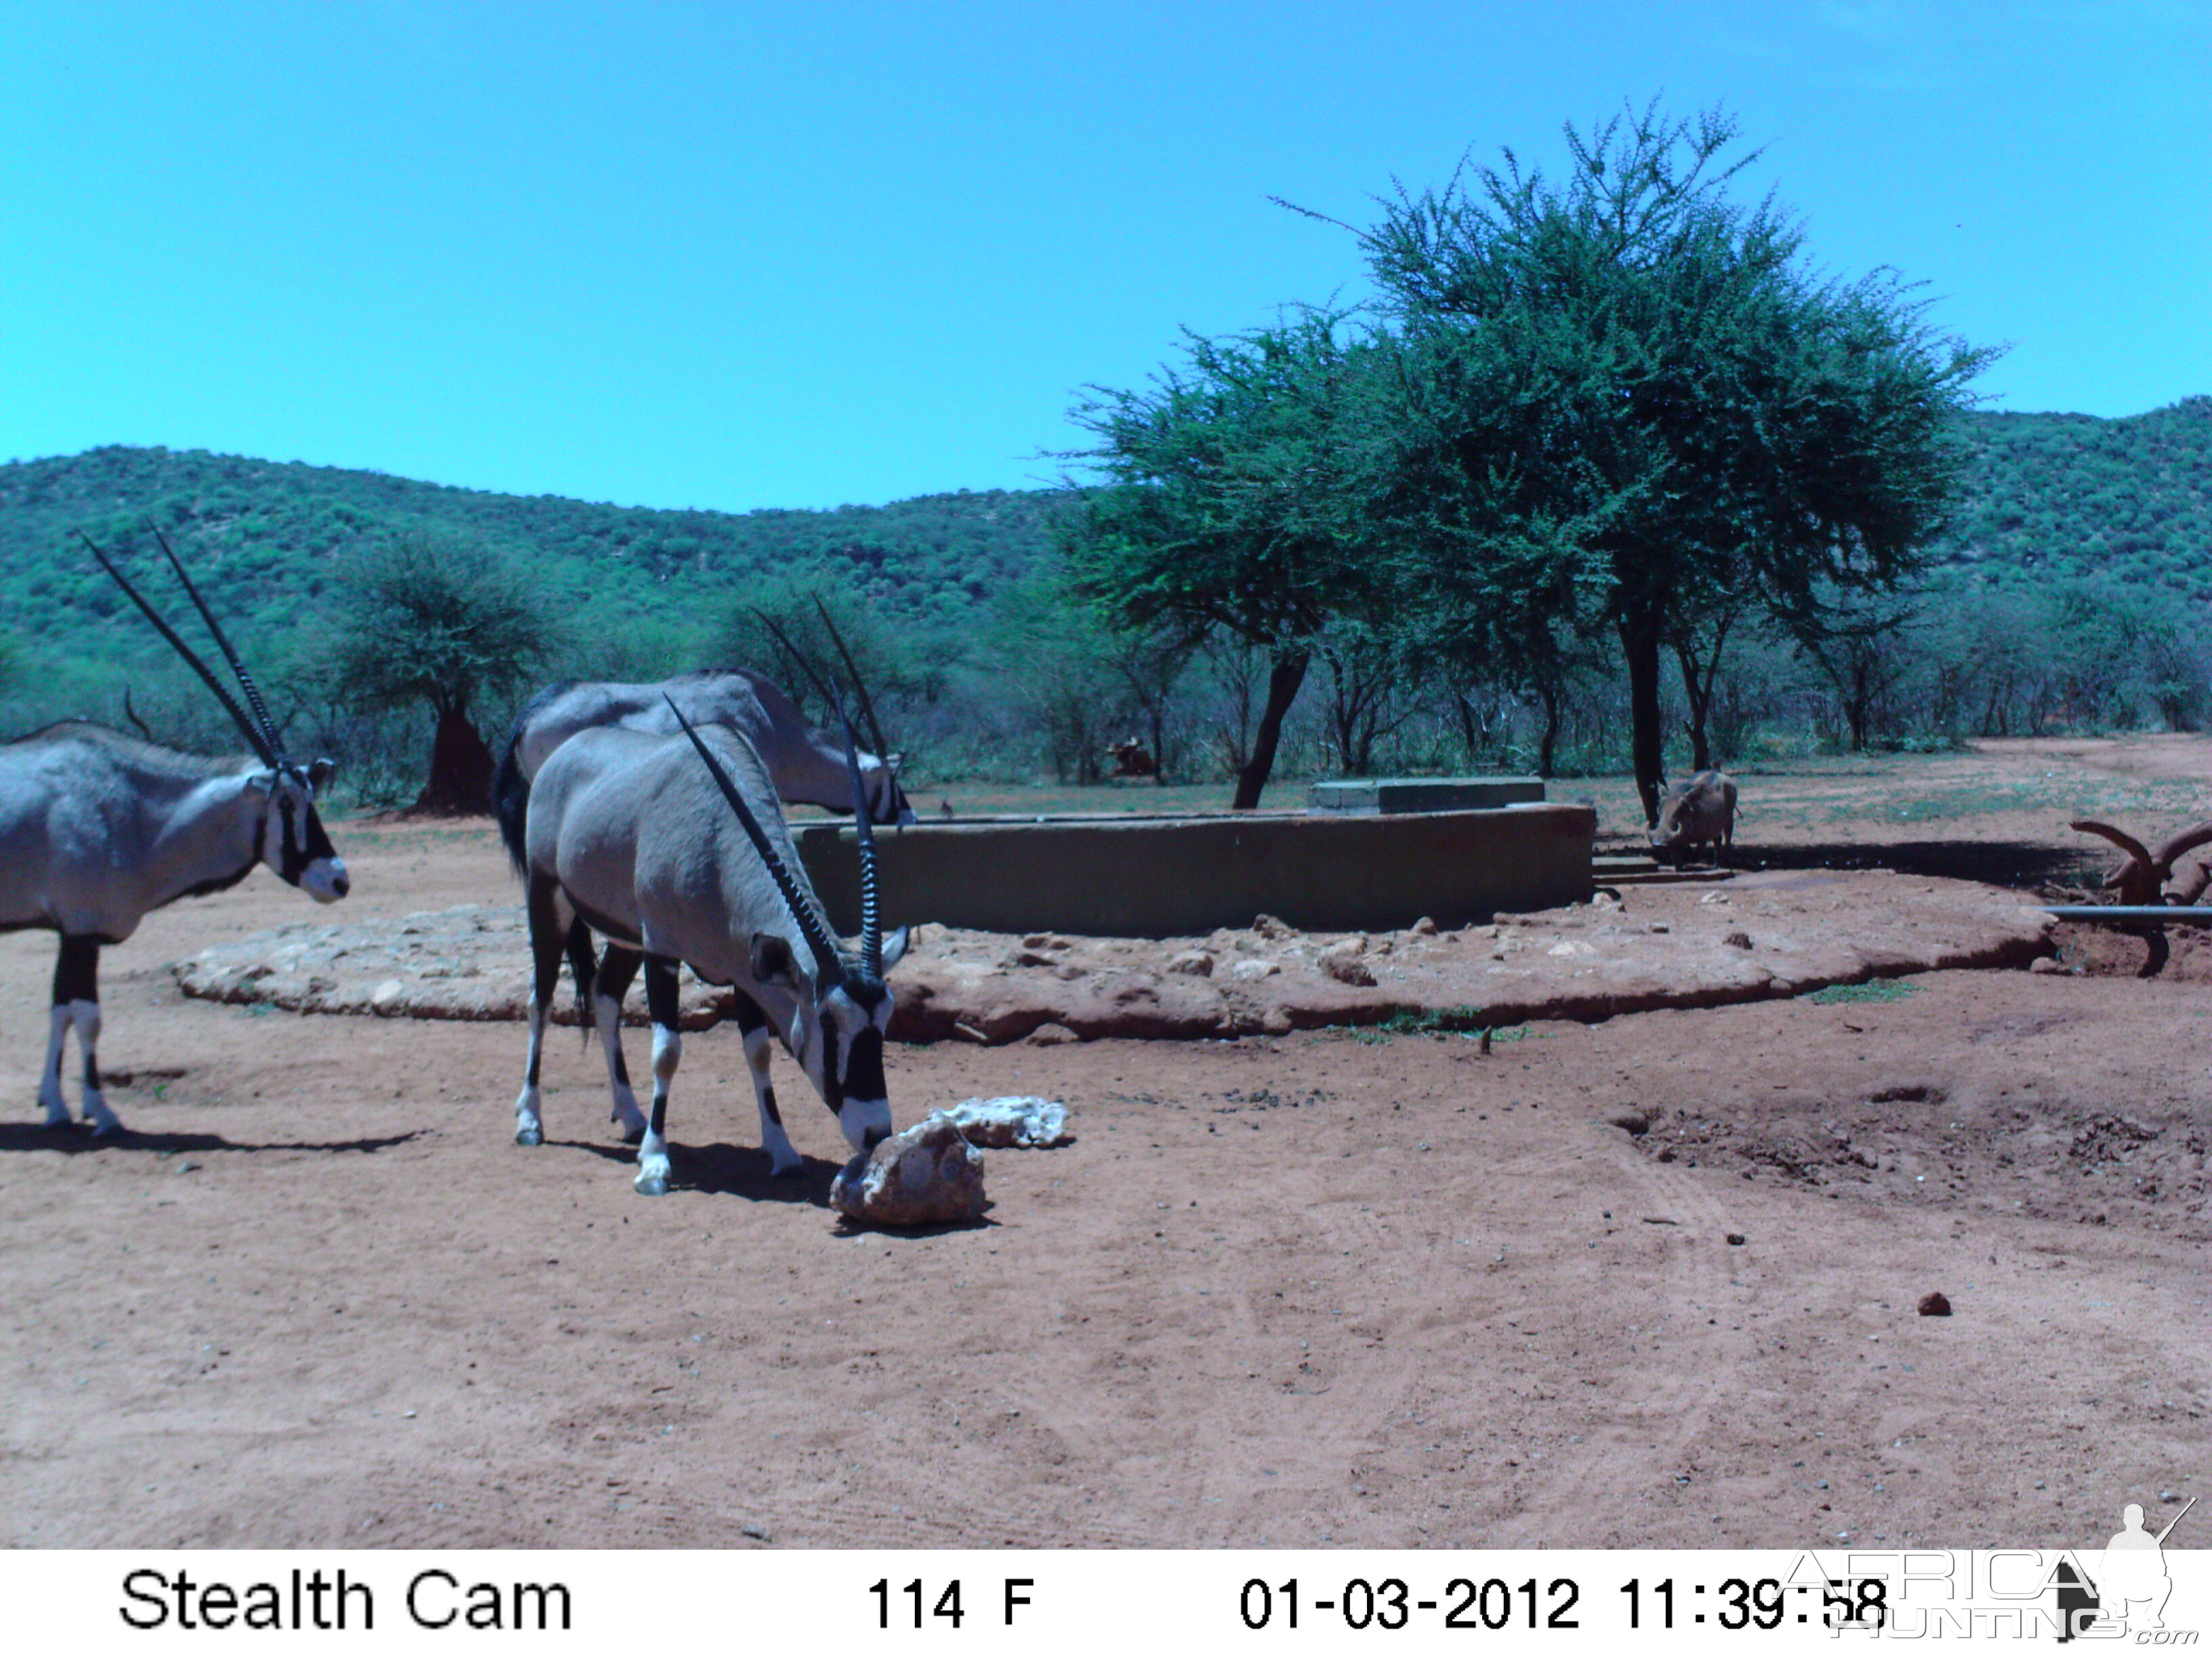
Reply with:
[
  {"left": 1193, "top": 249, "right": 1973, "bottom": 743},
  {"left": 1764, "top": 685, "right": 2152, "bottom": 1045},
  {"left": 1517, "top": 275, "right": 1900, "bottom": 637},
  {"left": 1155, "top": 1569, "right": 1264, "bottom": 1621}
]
[
  {"left": 370, "top": 979, "right": 407, "bottom": 1015},
  {"left": 1231, "top": 959, "right": 1279, "bottom": 982},
  {"left": 1412, "top": 916, "right": 1439, "bottom": 935},
  {"left": 1164, "top": 950, "right": 1214, "bottom": 977},
  {"left": 1322, "top": 954, "right": 1377, "bottom": 987},
  {"left": 943, "top": 1096, "right": 1072, "bottom": 1148},
  {"left": 1250, "top": 914, "right": 1299, "bottom": 941},
  {"left": 830, "top": 1115, "right": 987, "bottom": 1227},
  {"left": 1724, "top": 931, "right": 1754, "bottom": 950},
  {"left": 1025, "top": 1023, "right": 1079, "bottom": 1046},
  {"left": 1608, "top": 1111, "right": 1651, "bottom": 1136},
  {"left": 2029, "top": 956, "right": 2070, "bottom": 975},
  {"left": 1917, "top": 1291, "right": 1952, "bottom": 1317},
  {"left": 1725, "top": 1233, "right": 1747, "bottom": 1246}
]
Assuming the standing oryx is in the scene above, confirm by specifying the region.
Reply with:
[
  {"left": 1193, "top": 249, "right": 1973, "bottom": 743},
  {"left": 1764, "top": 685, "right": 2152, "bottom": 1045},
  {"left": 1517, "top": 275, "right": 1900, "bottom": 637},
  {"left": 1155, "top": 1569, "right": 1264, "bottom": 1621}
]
[
  {"left": 505, "top": 696, "right": 907, "bottom": 1195},
  {"left": 493, "top": 667, "right": 916, "bottom": 877},
  {"left": 3, "top": 534, "right": 348, "bottom": 1134}
]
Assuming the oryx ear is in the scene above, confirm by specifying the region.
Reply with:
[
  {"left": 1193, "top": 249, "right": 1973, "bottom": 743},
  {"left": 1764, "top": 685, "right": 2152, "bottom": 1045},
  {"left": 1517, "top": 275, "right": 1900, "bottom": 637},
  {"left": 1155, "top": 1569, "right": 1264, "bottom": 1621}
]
[
  {"left": 749, "top": 932, "right": 802, "bottom": 991},
  {"left": 878, "top": 925, "right": 912, "bottom": 974},
  {"left": 242, "top": 773, "right": 274, "bottom": 803},
  {"left": 308, "top": 757, "right": 336, "bottom": 791}
]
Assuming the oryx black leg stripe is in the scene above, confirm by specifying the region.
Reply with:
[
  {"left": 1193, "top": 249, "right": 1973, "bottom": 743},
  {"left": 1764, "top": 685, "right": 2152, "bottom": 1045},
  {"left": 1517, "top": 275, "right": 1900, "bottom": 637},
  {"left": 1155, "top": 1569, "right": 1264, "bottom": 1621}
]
[
  {"left": 53, "top": 936, "right": 99, "bottom": 1007},
  {"left": 731, "top": 991, "right": 781, "bottom": 1126},
  {"left": 598, "top": 947, "right": 644, "bottom": 1082},
  {"left": 644, "top": 956, "right": 680, "bottom": 1141}
]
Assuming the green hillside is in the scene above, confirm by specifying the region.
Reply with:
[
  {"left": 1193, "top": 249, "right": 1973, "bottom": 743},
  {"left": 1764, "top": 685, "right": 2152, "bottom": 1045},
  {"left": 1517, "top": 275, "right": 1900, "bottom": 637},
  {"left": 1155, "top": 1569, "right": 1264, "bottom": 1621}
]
[
  {"left": 1929, "top": 395, "right": 2212, "bottom": 596},
  {"left": 3, "top": 396, "right": 2207, "bottom": 730},
  {"left": 0, "top": 445, "right": 1059, "bottom": 694}
]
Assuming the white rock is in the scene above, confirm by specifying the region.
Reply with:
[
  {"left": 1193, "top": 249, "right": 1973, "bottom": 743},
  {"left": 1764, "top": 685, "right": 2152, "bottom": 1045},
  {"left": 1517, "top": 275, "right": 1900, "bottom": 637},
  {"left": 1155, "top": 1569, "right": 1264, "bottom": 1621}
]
[{"left": 943, "top": 1096, "right": 1072, "bottom": 1148}]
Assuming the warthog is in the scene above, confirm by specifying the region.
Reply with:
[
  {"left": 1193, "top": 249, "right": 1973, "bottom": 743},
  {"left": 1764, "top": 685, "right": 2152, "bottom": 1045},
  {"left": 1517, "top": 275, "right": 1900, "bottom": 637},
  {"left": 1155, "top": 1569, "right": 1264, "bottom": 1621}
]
[{"left": 1649, "top": 769, "right": 1738, "bottom": 863}]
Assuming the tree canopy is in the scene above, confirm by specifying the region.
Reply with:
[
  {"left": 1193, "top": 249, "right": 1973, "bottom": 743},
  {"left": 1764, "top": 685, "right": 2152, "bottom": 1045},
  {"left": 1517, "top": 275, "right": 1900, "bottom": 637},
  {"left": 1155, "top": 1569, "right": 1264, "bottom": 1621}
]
[
  {"left": 1059, "top": 309, "right": 1396, "bottom": 806},
  {"left": 319, "top": 535, "right": 561, "bottom": 813},
  {"left": 1357, "top": 101, "right": 1998, "bottom": 817}
]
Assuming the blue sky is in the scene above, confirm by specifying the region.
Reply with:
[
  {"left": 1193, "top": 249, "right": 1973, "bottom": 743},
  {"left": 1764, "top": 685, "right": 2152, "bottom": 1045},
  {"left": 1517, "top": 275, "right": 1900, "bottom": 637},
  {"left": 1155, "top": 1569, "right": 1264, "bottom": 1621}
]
[{"left": 3, "top": 1, "right": 2205, "bottom": 513}]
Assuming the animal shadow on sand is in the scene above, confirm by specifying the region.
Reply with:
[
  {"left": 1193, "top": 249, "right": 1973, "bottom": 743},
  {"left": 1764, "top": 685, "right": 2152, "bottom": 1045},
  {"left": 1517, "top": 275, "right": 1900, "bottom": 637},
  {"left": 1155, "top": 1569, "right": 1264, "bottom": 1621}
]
[
  {"left": 548, "top": 1135, "right": 835, "bottom": 1204},
  {"left": 551, "top": 1135, "right": 998, "bottom": 1232},
  {"left": 0, "top": 1123, "right": 423, "bottom": 1158}
]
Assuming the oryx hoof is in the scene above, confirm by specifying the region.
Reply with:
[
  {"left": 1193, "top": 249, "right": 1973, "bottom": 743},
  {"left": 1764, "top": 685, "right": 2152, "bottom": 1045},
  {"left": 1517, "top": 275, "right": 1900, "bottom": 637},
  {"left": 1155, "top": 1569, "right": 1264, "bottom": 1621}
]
[
  {"left": 88, "top": 1118, "right": 123, "bottom": 1139},
  {"left": 515, "top": 1124, "right": 544, "bottom": 1147},
  {"left": 634, "top": 1168, "right": 669, "bottom": 1197},
  {"left": 769, "top": 1154, "right": 806, "bottom": 1179}
]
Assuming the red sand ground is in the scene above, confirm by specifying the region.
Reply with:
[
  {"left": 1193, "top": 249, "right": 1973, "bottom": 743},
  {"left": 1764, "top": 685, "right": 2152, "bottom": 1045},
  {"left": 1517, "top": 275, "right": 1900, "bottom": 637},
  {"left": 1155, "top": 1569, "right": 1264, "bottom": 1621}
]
[{"left": 2, "top": 739, "right": 2205, "bottom": 1549}]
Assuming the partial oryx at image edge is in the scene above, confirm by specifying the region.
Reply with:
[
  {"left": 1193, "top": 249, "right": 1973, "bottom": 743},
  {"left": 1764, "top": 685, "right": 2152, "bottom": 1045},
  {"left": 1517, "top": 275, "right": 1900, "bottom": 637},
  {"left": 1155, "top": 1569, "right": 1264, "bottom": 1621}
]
[
  {"left": 504, "top": 695, "right": 907, "bottom": 1195},
  {"left": 1, "top": 533, "right": 348, "bottom": 1133}
]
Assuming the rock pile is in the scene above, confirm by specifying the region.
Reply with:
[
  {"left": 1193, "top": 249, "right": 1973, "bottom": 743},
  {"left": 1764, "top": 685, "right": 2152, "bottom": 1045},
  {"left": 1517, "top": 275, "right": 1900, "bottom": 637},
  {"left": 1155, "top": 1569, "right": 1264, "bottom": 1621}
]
[{"left": 171, "top": 872, "right": 2055, "bottom": 1044}]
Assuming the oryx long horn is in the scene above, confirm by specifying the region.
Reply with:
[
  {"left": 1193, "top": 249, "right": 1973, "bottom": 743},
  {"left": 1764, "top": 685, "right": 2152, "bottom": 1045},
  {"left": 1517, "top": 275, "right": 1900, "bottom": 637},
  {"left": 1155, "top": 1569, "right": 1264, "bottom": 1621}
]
[
  {"left": 81, "top": 532, "right": 278, "bottom": 768},
  {"left": 663, "top": 697, "right": 844, "bottom": 986},
  {"left": 2152, "top": 819, "right": 2212, "bottom": 872},
  {"left": 811, "top": 594, "right": 892, "bottom": 765},
  {"left": 750, "top": 607, "right": 844, "bottom": 722},
  {"left": 835, "top": 708, "right": 883, "bottom": 979},
  {"left": 149, "top": 526, "right": 283, "bottom": 762}
]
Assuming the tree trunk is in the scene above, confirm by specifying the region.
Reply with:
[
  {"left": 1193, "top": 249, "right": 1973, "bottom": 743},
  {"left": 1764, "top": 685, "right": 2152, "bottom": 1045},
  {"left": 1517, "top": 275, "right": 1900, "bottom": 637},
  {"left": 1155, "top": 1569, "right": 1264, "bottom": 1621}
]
[
  {"left": 1454, "top": 690, "right": 1483, "bottom": 769},
  {"left": 1536, "top": 679, "right": 1562, "bottom": 778},
  {"left": 1231, "top": 651, "right": 1309, "bottom": 810},
  {"left": 1675, "top": 626, "right": 1727, "bottom": 772},
  {"left": 1620, "top": 609, "right": 1667, "bottom": 826},
  {"left": 413, "top": 703, "right": 496, "bottom": 816},
  {"left": 1679, "top": 655, "right": 1713, "bottom": 773}
]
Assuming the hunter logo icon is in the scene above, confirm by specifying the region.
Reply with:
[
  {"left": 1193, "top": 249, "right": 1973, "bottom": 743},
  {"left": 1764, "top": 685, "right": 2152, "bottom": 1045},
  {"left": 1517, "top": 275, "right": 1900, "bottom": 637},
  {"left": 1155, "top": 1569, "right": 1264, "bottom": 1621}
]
[{"left": 2063, "top": 1494, "right": 2195, "bottom": 1639}]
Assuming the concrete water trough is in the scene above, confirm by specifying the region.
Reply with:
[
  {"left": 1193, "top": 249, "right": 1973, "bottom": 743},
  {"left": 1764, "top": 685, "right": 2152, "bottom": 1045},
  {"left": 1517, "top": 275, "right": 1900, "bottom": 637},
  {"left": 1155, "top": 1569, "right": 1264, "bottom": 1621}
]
[{"left": 792, "top": 796, "right": 1595, "bottom": 939}]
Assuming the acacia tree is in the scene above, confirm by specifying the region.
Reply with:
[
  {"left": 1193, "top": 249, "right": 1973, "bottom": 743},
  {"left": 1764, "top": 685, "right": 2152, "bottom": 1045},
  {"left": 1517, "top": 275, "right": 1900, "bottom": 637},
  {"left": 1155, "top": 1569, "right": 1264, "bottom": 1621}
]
[
  {"left": 323, "top": 535, "right": 560, "bottom": 814},
  {"left": 1060, "top": 310, "right": 1389, "bottom": 807},
  {"left": 1357, "top": 101, "right": 1995, "bottom": 821}
]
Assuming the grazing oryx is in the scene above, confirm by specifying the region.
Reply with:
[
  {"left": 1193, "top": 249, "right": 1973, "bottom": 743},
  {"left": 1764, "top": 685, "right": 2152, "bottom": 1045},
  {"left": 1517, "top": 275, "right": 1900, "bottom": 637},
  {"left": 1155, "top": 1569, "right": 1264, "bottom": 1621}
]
[
  {"left": 493, "top": 668, "right": 916, "bottom": 878},
  {"left": 505, "top": 697, "right": 907, "bottom": 1195},
  {"left": 3, "top": 535, "right": 347, "bottom": 1134}
]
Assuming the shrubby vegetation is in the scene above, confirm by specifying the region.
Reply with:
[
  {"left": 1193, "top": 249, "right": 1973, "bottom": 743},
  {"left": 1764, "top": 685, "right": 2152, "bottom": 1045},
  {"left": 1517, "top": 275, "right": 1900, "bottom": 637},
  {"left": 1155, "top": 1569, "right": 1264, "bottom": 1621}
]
[
  {"left": 3, "top": 105, "right": 2208, "bottom": 810},
  {"left": 4, "top": 394, "right": 2208, "bottom": 812}
]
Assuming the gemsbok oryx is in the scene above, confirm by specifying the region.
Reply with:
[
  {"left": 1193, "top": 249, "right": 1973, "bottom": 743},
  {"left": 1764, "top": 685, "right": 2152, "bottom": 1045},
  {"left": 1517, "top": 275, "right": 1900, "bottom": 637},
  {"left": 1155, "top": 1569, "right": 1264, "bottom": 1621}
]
[
  {"left": 493, "top": 667, "right": 916, "bottom": 878},
  {"left": 3, "top": 533, "right": 348, "bottom": 1133},
  {"left": 504, "top": 696, "right": 907, "bottom": 1195}
]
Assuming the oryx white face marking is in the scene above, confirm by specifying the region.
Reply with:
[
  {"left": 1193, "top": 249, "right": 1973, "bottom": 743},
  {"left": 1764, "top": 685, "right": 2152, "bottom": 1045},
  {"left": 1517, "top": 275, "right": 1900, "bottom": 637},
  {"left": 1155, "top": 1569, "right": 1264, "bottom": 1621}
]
[{"left": 255, "top": 769, "right": 348, "bottom": 902}]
